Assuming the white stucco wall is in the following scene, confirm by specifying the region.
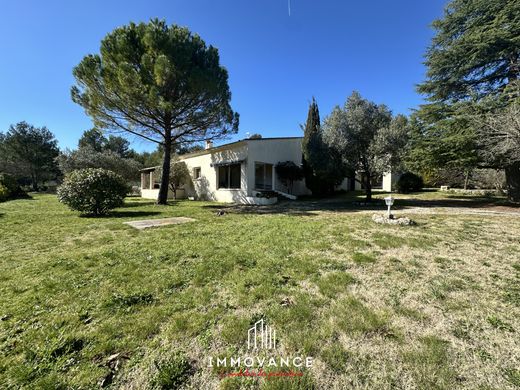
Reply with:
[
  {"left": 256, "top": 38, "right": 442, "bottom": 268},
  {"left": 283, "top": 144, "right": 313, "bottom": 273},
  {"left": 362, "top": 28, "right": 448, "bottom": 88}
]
[
  {"left": 247, "top": 138, "right": 309, "bottom": 196},
  {"left": 382, "top": 171, "right": 400, "bottom": 192},
  {"left": 178, "top": 138, "right": 310, "bottom": 203},
  {"left": 140, "top": 188, "right": 184, "bottom": 200},
  {"left": 180, "top": 143, "right": 249, "bottom": 202}
]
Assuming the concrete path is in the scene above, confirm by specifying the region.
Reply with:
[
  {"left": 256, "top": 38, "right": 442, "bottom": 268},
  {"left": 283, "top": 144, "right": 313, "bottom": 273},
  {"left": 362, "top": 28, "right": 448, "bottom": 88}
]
[{"left": 124, "top": 217, "right": 196, "bottom": 230}]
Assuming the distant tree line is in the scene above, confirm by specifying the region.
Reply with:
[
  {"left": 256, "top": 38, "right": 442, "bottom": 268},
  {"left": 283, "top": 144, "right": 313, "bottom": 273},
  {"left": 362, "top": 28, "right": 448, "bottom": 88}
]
[{"left": 0, "top": 122, "right": 204, "bottom": 195}]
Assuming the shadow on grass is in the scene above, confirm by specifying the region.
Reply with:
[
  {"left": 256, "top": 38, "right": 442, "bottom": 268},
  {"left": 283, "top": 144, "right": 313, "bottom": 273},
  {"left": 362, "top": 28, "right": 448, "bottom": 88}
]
[
  {"left": 396, "top": 195, "right": 520, "bottom": 209},
  {"left": 122, "top": 200, "right": 158, "bottom": 208},
  {"left": 201, "top": 192, "right": 519, "bottom": 216},
  {"left": 123, "top": 199, "right": 183, "bottom": 208},
  {"left": 80, "top": 210, "right": 163, "bottom": 218},
  {"left": 109, "top": 210, "right": 163, "bottom": 218},
  {"left": 202, "top": 199, "right": 382, "bottom": 216}
]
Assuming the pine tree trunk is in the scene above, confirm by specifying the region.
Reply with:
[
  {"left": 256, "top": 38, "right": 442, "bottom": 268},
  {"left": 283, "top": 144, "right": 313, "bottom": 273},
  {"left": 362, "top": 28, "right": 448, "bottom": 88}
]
[
  {"left": 157, "top": 136, "right": 171, "bottom": 205},
  {"left": 505, "top": 162, "right": 520, "bottom": 203}
]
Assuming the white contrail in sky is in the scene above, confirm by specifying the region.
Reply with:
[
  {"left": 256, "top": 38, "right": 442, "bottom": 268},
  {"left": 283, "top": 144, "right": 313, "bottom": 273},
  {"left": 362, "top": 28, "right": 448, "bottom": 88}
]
[{"left": 288, "top": 0, "right": 291, "bottom": 16}]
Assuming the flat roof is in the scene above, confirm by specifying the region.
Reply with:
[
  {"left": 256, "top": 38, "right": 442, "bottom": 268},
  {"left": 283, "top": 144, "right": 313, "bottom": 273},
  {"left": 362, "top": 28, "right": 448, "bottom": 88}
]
[
  {"left": 179, "top": 136, "right": 303, "bottom": 159},
  {"left": 140, "top": 136, "right": 303, "bottom": 170}
]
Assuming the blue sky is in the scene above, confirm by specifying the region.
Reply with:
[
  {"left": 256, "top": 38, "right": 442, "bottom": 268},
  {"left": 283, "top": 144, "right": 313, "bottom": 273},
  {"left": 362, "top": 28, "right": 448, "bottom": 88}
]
[{"left": 0, "top": 0, "right": 445, "bottom": 152}]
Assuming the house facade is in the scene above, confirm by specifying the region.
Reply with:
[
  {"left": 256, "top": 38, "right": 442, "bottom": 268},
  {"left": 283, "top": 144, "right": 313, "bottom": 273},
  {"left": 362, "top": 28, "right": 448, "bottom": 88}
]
[{"left": 140, "top": 137, "right": 396, "bottom": 204}]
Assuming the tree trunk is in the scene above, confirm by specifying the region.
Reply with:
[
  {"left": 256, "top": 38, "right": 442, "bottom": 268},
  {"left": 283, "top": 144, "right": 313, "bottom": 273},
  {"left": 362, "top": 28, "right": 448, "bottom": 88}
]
[
  {"left": 31, "top": 171, "right": 38, "bottom": 191},
  {"left": 505, "top": 162, "right": 520, "bottom": 203},
  {"left": 463, "top": 170, "right": 469, "bottom": 190},
  {"left": 365, "top": 175, "right": 372, "bottom": 202},
  {"left": 157, "top": 137, "right": 172, "bottom": 205}
]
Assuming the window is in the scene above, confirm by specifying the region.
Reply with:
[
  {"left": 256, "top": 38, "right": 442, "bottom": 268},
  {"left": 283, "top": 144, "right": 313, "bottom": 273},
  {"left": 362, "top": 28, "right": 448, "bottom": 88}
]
[
  {"left": 255, "top": 162, "right": 273, "bottom": 190},
  {"left": 193, "top": 167, "right": 201, "bottom": 179},
  {"left": 218, "top": 163, "right": 241, "bottom": 189}
]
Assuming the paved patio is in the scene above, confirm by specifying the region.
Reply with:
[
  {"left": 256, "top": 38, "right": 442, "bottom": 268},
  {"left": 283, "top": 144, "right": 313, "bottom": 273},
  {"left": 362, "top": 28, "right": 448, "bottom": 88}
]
[{"left": 124, "top": 217, "right": 196, "bottom": 230}]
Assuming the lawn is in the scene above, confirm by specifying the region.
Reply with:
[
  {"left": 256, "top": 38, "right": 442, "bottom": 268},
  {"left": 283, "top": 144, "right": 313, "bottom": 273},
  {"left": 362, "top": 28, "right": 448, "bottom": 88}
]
[{"left": 0, "top": 193, "right": 519, "bottom": 389}]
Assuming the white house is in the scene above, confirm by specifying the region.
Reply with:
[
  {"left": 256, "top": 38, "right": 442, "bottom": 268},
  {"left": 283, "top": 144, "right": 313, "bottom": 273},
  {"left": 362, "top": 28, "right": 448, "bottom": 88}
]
[{"left": 140, "top": 137, "right": 396, "bottom": 204}]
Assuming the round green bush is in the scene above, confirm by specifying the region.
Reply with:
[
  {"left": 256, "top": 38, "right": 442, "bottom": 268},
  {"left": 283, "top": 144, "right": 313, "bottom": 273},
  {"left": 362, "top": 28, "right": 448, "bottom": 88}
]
[
  {"left": 57, "top": 168, "right": 128, "bottom": 215},
  {"left": 396, "top": 172, "right": 424, "bottom": 193}
]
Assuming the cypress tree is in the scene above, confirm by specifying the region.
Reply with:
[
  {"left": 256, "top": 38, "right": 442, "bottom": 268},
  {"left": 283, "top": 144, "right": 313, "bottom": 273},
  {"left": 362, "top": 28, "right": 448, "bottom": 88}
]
[{"left": 302, "top": 98, "right": 343, "bottom": 195}]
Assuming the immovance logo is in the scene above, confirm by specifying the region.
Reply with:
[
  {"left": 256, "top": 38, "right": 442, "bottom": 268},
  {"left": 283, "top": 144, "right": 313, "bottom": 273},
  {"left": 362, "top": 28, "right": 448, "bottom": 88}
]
[
  {"left": 207, "top": 318, "right": 313, "bottom": 376},
  {"left": 248, "top": 319, "right": 276, "bottom": 350}
]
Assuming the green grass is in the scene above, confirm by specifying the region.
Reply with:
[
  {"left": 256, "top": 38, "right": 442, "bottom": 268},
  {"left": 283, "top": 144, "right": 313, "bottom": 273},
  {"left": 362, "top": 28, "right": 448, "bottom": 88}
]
[{"left": 0, "top": 193, "right": 519, "bottom": 389}]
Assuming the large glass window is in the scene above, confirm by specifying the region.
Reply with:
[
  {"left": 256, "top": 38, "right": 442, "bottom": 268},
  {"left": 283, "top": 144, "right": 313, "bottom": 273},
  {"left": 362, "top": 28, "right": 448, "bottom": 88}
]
[
  {"left": 218, "top": 163, "right": 241, "bottom": 189},
  {"left": 255, "top": 163, "right": 273, "bottom": 190}
]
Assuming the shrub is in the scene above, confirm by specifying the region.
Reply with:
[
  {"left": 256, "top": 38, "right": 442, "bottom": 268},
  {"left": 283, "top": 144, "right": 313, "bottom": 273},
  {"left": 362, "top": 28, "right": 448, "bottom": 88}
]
[
  {"left": 275, "top": 161, "right": 304, "bottom": 194},
  {"left": 396, "top": 172, "right": 423, "bottom": 193},
  {"left": 0, "top": 184, "right": 9, "bottom": 202},
  {"left": 0, "top": 173, "right": 24, "bottom": 199},
  {"left": 57, "top": 168, "right": 128, "bottom": 215}
]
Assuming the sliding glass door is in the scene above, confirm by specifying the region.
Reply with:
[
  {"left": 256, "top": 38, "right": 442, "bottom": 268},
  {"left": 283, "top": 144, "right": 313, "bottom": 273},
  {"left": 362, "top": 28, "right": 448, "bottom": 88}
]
[{"left": 255, "top": 162, "right": 273, "bottom": 190}]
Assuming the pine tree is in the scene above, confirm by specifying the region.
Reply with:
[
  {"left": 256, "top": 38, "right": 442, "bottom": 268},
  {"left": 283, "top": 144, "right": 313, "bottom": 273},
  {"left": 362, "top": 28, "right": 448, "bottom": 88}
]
[{"left": 417, "top": 0, "right": 520, "bottom": 201}]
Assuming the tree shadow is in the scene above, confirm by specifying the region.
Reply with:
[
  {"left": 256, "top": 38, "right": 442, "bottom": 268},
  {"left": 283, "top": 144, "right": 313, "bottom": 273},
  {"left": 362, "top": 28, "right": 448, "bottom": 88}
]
[
  {"left": 201, "top": 192, "right": 520, "bottom": 216},
  {"left": 81, "top": 210, "right": 163, "bottom": 218},
  {"left": 123, "top": 200, "right": 158, "bottom": 208},
  {"left": 394, "top": 195, "right": 520, "bottom": 210},
  {"left": 12, "top": 194, "right": 34, "bottom": 201}
]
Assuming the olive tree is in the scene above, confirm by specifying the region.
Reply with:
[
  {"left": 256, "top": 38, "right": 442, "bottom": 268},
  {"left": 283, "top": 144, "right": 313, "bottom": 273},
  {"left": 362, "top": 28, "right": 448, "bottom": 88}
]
[
  {"left": 169, "top": 159, "right": 190, "bottom": 199},
  {"left": 323, "top": 92, "right": 408, "bottom": 201}
]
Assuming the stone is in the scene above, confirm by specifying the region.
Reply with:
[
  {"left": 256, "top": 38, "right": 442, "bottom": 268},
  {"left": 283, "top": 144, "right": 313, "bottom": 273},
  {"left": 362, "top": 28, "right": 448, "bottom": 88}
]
[
  {"left": 123, "top": 217, "right": 196, "bottom": 230},
  {"left": 372, "top": 214, "right": 415, "bottom": 226}
]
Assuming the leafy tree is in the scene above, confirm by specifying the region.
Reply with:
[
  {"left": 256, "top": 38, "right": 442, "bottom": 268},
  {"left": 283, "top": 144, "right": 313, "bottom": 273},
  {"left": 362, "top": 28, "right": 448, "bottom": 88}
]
[
  {"left": 372, "top": 114, "right": 410, "bottom": 172},
  {"left": 71, "top": 19, "right": 238, "bottom": 205},
  {"left": 177, "top": 143, "right": 204, "bottom": 155},
  {"left": 0, "top": 122, "right": 60, "bottom": 190},
  {"left": 322, "top": 92, "right": 396, "bottom": 201},
  {"left": 478, "top": 103, "right": 520, "bottom": 199},
  {"left": 56, "top": 147, "right": 142, "bottom": 182},
  {"left": 168, "top": 159, "right": 190, "bottom": 199},
  {"left": 78, "top": 128, "right": 131, "bottom": 158},
  {"left": 105, "top": 135, "right": 131, "bottom": 158},
  {"left": 275, "top": 161, "right": 304, "bottom": 194},
  {"left": 405, "top": 109, "right": 479, "bottom": 189},
  {"left": 301, "top": 97, "right": 343, "bottom": 195},
  {"left": 132, "top": 146, "right": 164, "bottom": 167},
  {"left": 78, "top": 128, "right": 106, "bottom": 152},
  {"left": 417, "top": 0, "right": 520, "bottom": 201}
]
